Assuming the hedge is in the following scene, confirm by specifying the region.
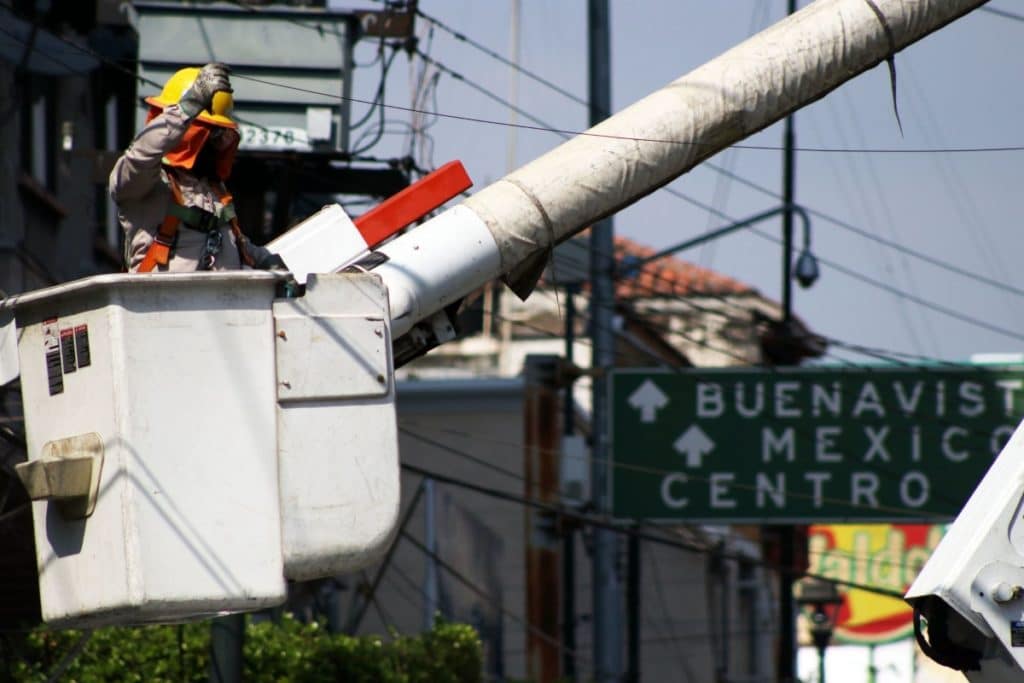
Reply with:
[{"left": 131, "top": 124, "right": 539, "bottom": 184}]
[{"left": 2, "top": 615, "right": 482, "bottom": 683}]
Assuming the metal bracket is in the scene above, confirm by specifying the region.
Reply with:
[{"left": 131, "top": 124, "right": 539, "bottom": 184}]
[{"left": 15, "top": 432, "right": 104, "bottom": 519}]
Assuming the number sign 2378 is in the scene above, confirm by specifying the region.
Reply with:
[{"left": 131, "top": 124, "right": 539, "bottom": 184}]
[{"left": 238, "top": 126, "right": 309, "bottom": 151}]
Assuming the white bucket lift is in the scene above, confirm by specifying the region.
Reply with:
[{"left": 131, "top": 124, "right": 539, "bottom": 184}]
[
  {"left": 5, "top": 269, "right": 401, "bottom": 626},
  {"left": 8, "top": 272, "right": 286, "bottom": 627}
]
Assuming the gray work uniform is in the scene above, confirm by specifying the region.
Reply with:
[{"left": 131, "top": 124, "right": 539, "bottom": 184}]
[{"left": 109, "top": 104, "right": 270, "bottom": 272}]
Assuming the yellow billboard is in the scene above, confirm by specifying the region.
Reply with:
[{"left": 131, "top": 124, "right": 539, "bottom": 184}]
[{"left": 807, "top": 524, "right": 944, "bottom": 643}]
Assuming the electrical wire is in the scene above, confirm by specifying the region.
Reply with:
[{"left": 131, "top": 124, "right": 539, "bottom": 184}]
[
  {"left": 399, "top": 529, "right": 579, "bottom": 658},
  {"left": 405, "top": 7, "right": 1024, "bottom": 304},
  {"left": 6, "top": 3, "right": 1024, "bottom": 159},
  {"left": 535, "top": 238, "right": 987, "bottom": 370},
  {"left": 979, "top": 4, "right": 1024, "bottom": 23},
  {"left": 401, "top": 411, "right": 967, "bottom": 539},
  {"left": 400, "top": 412, "right": 975, "bottom": 529},
  {"left": 396, "top": 43, "right": 1024, "bottom": 345},
  {"left": 701, "top": 160, "right": 1024, "bottom": 300},
  {"left": 220, "top": 71, "right": 1024, "bottom": 155},
  {"left": 401, "top": 460, "right": 906, "bottom": 600},
  {"left": 402, "top": 388, "right": 963, "bottom": 582},
  {"left": 665, "top": 188, "right": 1024, "bottom": 344},
  {"left": 815, "top": 90, "right": 935, "bottom": 357}
]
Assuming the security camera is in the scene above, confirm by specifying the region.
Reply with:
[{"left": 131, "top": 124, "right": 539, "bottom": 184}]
[{"left": 906, "top": 418, "right": 1024, "bottom": 682}]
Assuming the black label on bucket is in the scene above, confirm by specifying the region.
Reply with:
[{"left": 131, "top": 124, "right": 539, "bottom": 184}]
[
  {"left": 42, "top": 319, "right": 63, "bottom": 396},
  {"left": 60, "top": 328, "right": 76, "bottom": 374},
  {"left": 74, "top": 325, "right": 91, "bottom": 368}
]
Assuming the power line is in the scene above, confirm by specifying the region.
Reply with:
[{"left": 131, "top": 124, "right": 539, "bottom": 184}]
[
  {"left": 701, "top": 161, "right": 1024, "bottom": 300},
  {"left": 400, "top": 460, "right": 905, "bottom": 600},
  {"left": 402, "top": 414, "right": 965, "bottom": 538},
  {"left": 415, "top": 8, "right": 590, "bottom": 110},
  {"left": 980, "top": 4, "right": 1024, "bottom": 23},
  {"left": 407, "top": 8, "right": 1024, "bottom": 303},
  {"left": 399, "top": 42, "right": 1024, "bottom": 345},
  {"left": 399, "top": 410, "right": 976, "bottom": 524},
  {"left": 404, "top": 11, "right": 1024, "bottom": 155},
  {"left": 9, "top": 3, "right": 1024, "bottom": 161},
  {"left": 399, "top": 529, "right": 579, "bottom": 658},
  {"left": 538, "top": 240, "right": 989, "bottom": 370},
  {"left": 667, "top": 189, "right": 1024, "bottom": 344}
]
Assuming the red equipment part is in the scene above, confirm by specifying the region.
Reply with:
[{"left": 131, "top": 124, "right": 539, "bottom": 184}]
[{"left": 354, "top": 161, "right": 473, "bottom": 248}]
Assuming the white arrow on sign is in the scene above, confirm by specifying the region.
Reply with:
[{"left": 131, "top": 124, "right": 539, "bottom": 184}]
[
  {"left": 673, "top": 424, "right": 715, "bottom": 468},
  {"left": 627, "top": 379, "right": 669, "bottom": 423}
]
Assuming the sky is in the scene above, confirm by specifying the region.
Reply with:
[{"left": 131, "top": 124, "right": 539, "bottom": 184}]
[{"left": 329, "top": 0, "right": 1024, "bottom": 365}]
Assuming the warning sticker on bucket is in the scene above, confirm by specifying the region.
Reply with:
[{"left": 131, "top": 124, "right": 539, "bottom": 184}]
[
  {"left": 43, "top": 319, "right": 62, "bottom": 396},
  {"left": 41, "top": 319, "right": 91, "bottom": 396},
  {"left": 60, "top": 327, "right": 76, "bottom": 374},
  {"left": 74, "top": 325, "right": 91, "bottom": 368}
]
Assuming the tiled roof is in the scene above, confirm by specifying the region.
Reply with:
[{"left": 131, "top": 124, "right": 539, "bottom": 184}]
[{"left": 613, "top": 235, "right": 757, "bottom": 299}]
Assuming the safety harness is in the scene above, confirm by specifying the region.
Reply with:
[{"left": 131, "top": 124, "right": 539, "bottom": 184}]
[{"left": 137, "top": 171, "right": 255, "bottom": 272}]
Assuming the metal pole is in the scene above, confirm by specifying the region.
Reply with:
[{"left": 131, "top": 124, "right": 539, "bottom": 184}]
[
  {"left": 626, "top": 530, "right": 640, "bottom": 683},
  {"left": 818, "top": 645, "right": 826, "bottom": 683},
  {"left": 781, "top": 0, "right": 797, "bottom": 325},
  {"left": 209, "top": 614, "right": 244, "bottom": 683},
  {"left": 563, "top": 283, "right": 578, "bottom": 682},
  {"left": 588, "top": 2, "right": 621, "bottom": 681},
  {"left": 423, "top": 478, "right": 438, "bottom": 631},
  {"left": 778, "top": 4, "right": 799, "bottom": 682},
  {"left": 782, "top": 119, "right": 795, "bottom": 323}
]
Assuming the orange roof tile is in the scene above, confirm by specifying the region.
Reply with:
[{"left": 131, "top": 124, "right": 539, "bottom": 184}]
[{"left": 613, "top": 235, "right": 757, "bottom": 299}]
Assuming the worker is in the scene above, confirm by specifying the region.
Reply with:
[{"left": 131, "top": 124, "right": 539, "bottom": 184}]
[{"left": 110, "top": 62, "right": 283, "bottom": 272}]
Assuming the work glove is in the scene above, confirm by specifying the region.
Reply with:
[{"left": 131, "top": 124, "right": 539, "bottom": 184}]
[
  {"left": 179, "top": 63, "right": 232, "bottom": 118},
  {"left": 256, "top": 253, "right": 301, "bottom": 297},
  {"left": 256, "top": 253, "right": 289, "bottom": 271}
]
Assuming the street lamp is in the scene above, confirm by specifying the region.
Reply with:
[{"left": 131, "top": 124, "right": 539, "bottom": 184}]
[
  {"left": 618, "top": 204, "right": 820, "bottom": 297},
  {"left": 795, "top": 577, "right": 844, "bottom": 683}
]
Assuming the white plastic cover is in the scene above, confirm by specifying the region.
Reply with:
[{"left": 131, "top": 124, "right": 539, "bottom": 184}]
[{"left": 266, "top": 203, "right": 367, "bottom": 285}]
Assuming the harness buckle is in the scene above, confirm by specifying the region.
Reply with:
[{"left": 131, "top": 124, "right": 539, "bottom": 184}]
[{"left": 198, "top": 227, "right": 224, "bottom": 271}]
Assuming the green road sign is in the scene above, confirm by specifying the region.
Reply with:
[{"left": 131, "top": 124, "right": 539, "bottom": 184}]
[{"left": 610, "top": 367, "right": 1024, "bottom": 522}]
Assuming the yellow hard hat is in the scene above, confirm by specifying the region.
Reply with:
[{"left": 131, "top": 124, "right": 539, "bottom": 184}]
[{"left": 145, "top": 67, "right": 236, "bottom": 128}]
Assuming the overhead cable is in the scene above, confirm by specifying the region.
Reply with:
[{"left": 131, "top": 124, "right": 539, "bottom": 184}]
[
  {"left": 409, "top": 10, "right": 1024, "bottom": 300},
  {"left": 400, "top": 461, "right": 905, "bottom": 600}
]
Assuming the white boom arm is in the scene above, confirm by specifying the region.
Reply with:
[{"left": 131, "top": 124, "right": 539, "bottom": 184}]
[{"left": 369, "top": 0, "right": 989, "bottom": 343}]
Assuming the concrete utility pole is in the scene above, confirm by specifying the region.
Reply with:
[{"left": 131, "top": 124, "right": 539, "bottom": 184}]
[
  {"left": 777, "top": 3, "right": 800, "bottom": 680},
  {"left": 587, "top": 2, "right": 622, "bottom": 682}
]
